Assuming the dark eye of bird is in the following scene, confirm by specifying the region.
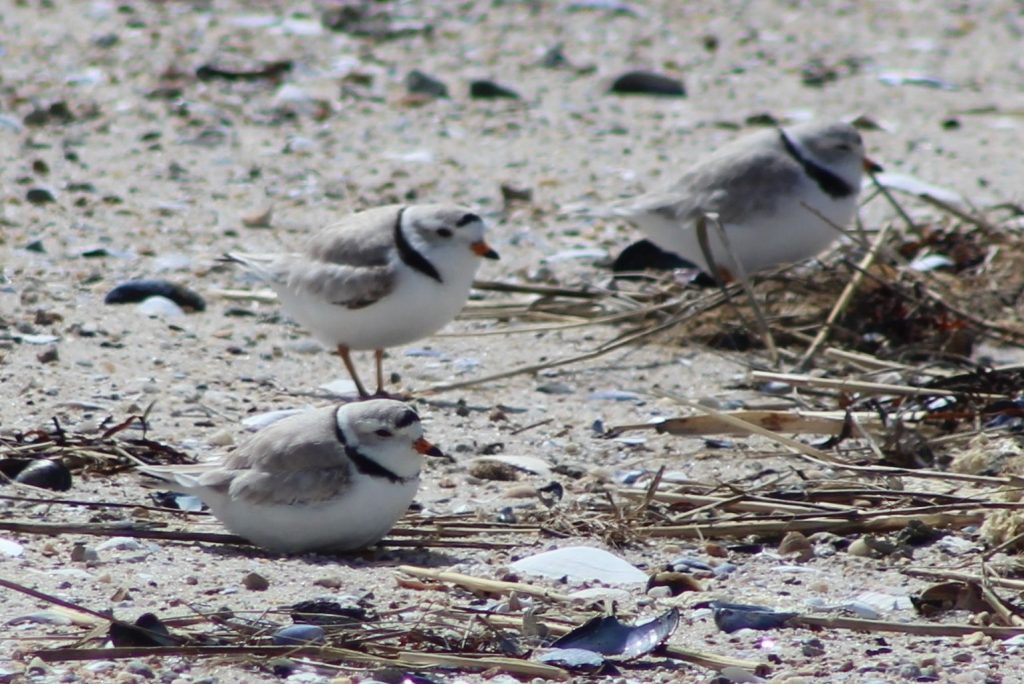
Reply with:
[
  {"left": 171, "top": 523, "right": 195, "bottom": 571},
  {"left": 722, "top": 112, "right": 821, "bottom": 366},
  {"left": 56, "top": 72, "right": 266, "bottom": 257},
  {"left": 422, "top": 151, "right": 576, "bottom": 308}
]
[
  {"left": 437, "top": 228, "right": 453, "bottom": 238},
  {"left": 375, "top": 429, "right": 393, "bottom": 438},
  {"left": 456, "top": 213, "right": 480, "bottom": 227}
]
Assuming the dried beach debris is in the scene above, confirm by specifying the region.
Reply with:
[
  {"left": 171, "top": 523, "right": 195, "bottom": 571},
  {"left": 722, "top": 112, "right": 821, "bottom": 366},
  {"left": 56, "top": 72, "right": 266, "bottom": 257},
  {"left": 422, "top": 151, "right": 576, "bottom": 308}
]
[
  {"left": 469, "top": 455, "right": 552, "bottom": 478},
  {"left": 911, "top": 581, "right": 988, "bottom": 617},
  {"left": 711, "top": 602, "right": 798, "bottom": 633},
  {"left": 646, "top": 571, "right": 703, "bottom": 596},
  {"left": 534, "top": 647, "right": 606, "bottom": 673},
  {"left": 108, "top": 612, "right": 178, "bottom": 647},
  {"left": 877, "top": 71, "right": 959, "bottom": 90},
  {"left": 549, "top": 608, "right": 680, "bottom": 660},
  {"left": 510, "top": 546, "right": 648, "bottom": 584},
  {"left": 290, "top": 598, "right": 368, "bottom": 625},
  {"left": 271, "top": 624, "right": 325, "bottom": 646}
]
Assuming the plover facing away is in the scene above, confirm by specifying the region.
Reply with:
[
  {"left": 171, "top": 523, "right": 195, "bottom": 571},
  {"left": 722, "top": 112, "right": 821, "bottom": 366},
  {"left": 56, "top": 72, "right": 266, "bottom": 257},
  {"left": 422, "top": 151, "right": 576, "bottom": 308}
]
[
  {"left": 225, "top": 204, "right": 499, "bottom": 397},
  {"left": 605, "top": 121, "right": 880, "bottom": 281}
]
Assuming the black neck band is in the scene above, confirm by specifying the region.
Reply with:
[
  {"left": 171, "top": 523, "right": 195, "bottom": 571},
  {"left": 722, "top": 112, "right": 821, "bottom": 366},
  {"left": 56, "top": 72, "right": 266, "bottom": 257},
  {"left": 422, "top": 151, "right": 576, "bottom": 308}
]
[
  {"left": 778, "top": 130, "right": 854, "bottom": 199},
  {"left": 393, "top": 207, "right": 443, "bottom": 284},
  {"left": 334, "top": 417, "right": 406, "bottom": 485}
]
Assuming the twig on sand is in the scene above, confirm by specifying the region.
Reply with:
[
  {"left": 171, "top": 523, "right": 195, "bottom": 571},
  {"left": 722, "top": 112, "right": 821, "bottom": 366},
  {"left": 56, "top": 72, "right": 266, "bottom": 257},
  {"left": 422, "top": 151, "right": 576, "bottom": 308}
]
[
  {"left": 796, "top": 222, "right": 894, "bottom": 371},
  {"left": 700, "top": 212, "right": 780, "bottom": 366},
  {"left": 791, "top": 614, "right": 1024, "bottom": 638}
]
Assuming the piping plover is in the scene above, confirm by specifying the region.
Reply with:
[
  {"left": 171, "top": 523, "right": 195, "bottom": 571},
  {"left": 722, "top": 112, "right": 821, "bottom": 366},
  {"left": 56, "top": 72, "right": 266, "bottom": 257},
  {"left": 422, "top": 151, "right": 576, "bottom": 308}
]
[
  {"left": 225, "top": 204, "right": 499, "bottom": 397},
  {"left": 605, "top": 121, "right": 880, "bottom": 281},
  {"left": 140, "top": 400, "right": 445, "bottom": 553}
]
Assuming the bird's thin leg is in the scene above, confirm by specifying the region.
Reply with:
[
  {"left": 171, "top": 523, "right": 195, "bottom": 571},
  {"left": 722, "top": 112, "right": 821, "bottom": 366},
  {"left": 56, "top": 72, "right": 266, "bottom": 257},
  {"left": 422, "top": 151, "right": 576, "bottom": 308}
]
[
  {"left": 374, "top": 348, "right": 386, "bottom": 397},
  {"left": 336, "top": 345, "right": 370, "bottom": 398}
]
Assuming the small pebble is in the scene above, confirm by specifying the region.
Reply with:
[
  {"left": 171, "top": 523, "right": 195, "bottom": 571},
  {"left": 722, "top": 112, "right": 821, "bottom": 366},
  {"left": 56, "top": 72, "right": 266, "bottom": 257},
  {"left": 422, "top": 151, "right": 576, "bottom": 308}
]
[
  {"left": 0, "top": 538, "right": 25, "bottom": 557},
  {"left": 609, "top": 70, "right": 685, "bottom": 96},
  {"left": 242, "top": 205, "right": 274, "bottom": 228},
  {"left": 468, "top": 460, "right": 519, "bottom": 481},
  {"left": 70, "top": 543, "right": 99, "bottom": 563},
  {"left": 36, "top": 345, "right": 59, "bottom": 364},
  {"left": 14, "top": 459, "right": 72, "bottom": 491},
  {"left": 469, "top": 79, "right": 520, "bottom": 99},
  {"left": 646, "top": 571, "right": 702, "bottom": 596},
  {"left": 126, "top": 660, "right": 156, "bottom": 679},
  {"left": 500, "top": 182, "right": 533, "bottom": 203},
  {"left": 105, "top": 279, "right": 206, "bottom": 311},
  {"left": 93, "top": 32, "right": 119, "bottom": 48},
  {"left": 206, "top": 429, "right": 234, "bottom": 447},
  {"left": 405, "top": 70, "right": 448, "bottom": 98},
  {"left": 801, "top": 637, "right": 826, "bottom": 657},
  {"left": 540, "top": 43, "right": 570, "bottom": 68},
  {"left": 843, "top": 601, "right": 881, "bottom": 619},
  {"left": 272, "top": 624, "right": 325, "bottom": 646},
  {"left": 587, "top": 389, "right": 641, "bottom": 402},
  {"left": 243, "top": 572, "right": 270, "bottom": 591},
  {"left": 136, "top": 296, "right": 186, "bottom": 319},
  {"left": 504, "top": 484, "right": 538, "bottom": 498},
  {"left": 705, "top": 542, "right": 728, "bottom": 557},
  {"left": 26, "top": 187, "right": 57, "bottom": 204},
  {"left": 536, "top": 382, "right": 574, "bottom": 395},
  {"left": 847, "top": 537, "right": 877, "bottom": 558},
  {"left": 778, "top": 531, "right": 813, "bottom": 560},
  {"left": 313, "top": 576, "right": 344, "bottom": 589}
]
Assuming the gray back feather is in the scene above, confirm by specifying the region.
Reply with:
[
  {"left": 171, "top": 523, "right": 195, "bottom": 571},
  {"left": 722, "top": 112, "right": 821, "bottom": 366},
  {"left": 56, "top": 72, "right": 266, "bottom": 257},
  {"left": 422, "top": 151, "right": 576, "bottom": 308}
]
[
  {"left": 201, "top": 405, "right": 355, "bottom": 506},
  {"left": 615, "top": 130, "right": 804, "bottom": 225}
]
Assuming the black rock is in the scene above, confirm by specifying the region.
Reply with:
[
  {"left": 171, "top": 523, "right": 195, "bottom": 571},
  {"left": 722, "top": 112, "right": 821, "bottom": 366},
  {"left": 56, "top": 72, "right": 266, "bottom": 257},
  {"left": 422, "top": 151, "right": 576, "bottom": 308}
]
[
  {"left": 469, "top": 80, "right": 520, "bottom": 99},
  {"left": 612, "top": 239, "right": 693, "bottom": 273},
  {"left": 195, "top": 60, "right": 292, "bottom": 82},
  {"left": 611, "top": 240, "right": 716, "bottom": 286},
  {"left": 2, "top": 459, "right": 73, "bottom": 491},
  {"left": 541, "top": 44, "right": 570, "bottom": 68},
  {"left": 104, "top": 279, "right": 206, "bottom": 312},
  {"left": 26, "top": 188, "right": 56, "bottom": 205},
  {"left": 109, "top": 613, "right": 176, "bottom": 647},
  {"left": 405, "top": 70, "right": 448, "bottom": 98},
  {"left": 150, "top": 490, "right": 207, "bottom": 512},
  {"left": 609, "top": 71, "right": 685, "bottom": 96}
]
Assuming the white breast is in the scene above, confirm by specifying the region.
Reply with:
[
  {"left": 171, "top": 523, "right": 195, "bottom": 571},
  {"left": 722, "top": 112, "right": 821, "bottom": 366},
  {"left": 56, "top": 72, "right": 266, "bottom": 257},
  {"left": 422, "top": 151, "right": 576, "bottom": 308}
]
[
  {"left": 634, "top": 185, "right": 857, "bottom": 275},
  {"left": 202, "top": 475, "right": 419, "bottom": 553},
  {"left": 278, "top": 251, "right": 479, "bottom": 351}
]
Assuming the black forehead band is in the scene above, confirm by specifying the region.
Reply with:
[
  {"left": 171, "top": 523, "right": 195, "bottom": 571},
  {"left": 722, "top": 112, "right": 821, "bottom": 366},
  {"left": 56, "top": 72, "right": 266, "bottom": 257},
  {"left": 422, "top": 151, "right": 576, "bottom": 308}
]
[
  {"left": 456, "top": 213, "right": 481, "bottom": 227},
  {"left": 395, "top": 409, "right": 420, "bottom": 428}
]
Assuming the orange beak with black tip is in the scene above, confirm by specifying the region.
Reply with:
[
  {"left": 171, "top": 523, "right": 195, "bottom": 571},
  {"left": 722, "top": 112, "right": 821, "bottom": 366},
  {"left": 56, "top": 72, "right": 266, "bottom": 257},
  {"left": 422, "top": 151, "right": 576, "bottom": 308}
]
[
  {"left": 863, "top": 156, "right": 883, "bottom": 173},
  {"left": 414, "top": 437, "right": 447, "bottom": 459},
  {"left": 471, "top": 240, "right": 500, "bottom": 260}
]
